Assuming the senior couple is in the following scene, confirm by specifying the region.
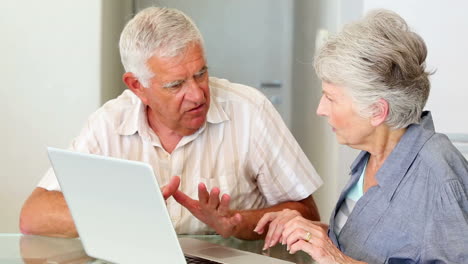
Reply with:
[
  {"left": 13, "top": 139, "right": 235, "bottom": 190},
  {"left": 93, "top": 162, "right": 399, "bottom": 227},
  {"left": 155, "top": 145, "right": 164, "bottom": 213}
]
[{"left": 20, "top": 7, "right": 468, "bottom": 263}]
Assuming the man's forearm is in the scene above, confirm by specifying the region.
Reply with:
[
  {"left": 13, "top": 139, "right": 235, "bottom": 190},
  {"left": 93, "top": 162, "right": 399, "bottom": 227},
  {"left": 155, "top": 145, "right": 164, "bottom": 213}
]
[
  {"left": 232, "top": 195, "right": 319, "bottom": 240},
  {"left": 20, "top": 188, "right": 78, "bottom": 238}
]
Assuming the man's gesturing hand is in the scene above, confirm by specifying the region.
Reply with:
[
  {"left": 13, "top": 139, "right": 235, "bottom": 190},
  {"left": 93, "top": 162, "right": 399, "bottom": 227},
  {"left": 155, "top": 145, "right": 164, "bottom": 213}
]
[
  {"left": 173, "top": 182, "right": 242, "bottom": 238},
  {"left": 161, "top": 176, "right": 181, "bottom": 200}
]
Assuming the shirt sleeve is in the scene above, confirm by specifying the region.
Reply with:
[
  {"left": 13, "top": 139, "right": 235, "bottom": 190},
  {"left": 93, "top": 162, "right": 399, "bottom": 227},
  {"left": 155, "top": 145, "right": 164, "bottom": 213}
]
[
  {"left": 422, "top": 179, "right": 468, "bottom": 263},
  {"left": 249, "top": 98, "right": 323, "bottom": 205},
  {"left": 37, "top": 119, "right": 101, "bottom": 191}
]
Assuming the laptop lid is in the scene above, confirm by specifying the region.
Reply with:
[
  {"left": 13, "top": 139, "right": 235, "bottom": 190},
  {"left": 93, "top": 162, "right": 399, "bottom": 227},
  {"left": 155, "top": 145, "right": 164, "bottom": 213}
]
[{"left": 47, "top": 147, "right": 186, "bottom": 264}]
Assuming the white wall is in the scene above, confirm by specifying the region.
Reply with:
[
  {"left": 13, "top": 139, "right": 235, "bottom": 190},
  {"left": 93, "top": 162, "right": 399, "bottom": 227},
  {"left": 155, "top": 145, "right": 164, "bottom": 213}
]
[
  {"left": 0, "top": 0, "right": 130, "bottom": 233},
  {"left": 291, "top": 0, "right": 336, "bottom": 222},
  {"left": 363, "top": 0, "right": 468, "bottom": 135},
  {"left": 291, "top": 0, "right": 363, "bottom": 222}
]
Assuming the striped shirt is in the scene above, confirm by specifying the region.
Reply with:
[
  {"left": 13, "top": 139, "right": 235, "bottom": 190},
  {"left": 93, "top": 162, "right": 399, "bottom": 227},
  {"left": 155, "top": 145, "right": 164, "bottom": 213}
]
[
  {"left": 334, "top": 157, "right": 366, "bottom": 236},
  {"left": 38, "top": 77, "right": 323, "bottom": 234}
]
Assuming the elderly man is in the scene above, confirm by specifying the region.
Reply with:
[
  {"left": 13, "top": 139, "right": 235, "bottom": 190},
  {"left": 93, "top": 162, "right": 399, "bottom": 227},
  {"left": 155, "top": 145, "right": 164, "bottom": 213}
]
[{"left": 20, "top": 7, "right": 322, "bottom": 240}]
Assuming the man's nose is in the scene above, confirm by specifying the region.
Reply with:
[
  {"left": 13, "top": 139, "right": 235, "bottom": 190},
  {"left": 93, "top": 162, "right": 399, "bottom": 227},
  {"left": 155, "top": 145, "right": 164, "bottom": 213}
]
[{"left": 185, "top": 79, "right": 205, "bottom": 102}]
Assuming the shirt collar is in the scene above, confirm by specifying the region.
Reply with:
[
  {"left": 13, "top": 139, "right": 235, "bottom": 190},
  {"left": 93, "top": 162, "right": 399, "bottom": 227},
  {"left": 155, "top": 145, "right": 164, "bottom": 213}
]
[
  {"left": 114, "top": 91, "right": 142, "bottom": 136},
  {"left": 206, "top": 94, "right": 230, "bottom": 124},
  {"left": 371, "top": 111, "right": 435, "bottom": 201},
  {"left": 350, "top": 151, "right": 370, "bottom": 176}
]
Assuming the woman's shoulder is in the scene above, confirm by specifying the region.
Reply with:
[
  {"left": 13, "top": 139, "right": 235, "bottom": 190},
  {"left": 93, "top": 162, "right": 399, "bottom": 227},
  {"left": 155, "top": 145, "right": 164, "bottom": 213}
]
[{"left": 418, "top": 132, "right": 468, "bottom": 183}]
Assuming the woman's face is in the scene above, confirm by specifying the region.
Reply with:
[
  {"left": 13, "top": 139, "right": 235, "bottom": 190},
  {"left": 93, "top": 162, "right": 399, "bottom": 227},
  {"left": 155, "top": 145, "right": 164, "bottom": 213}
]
[{"left": 316, "top": 82, "right": 374, "bottom": 148}]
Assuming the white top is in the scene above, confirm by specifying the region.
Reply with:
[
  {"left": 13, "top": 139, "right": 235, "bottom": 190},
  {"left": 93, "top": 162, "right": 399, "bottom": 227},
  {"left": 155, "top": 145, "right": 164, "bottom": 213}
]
[
  {"left": 334, "top": 157, "right": 367, "bottom": 236},
  {"left": 38, "top": 77, "right": 323, "bottom": 234}
]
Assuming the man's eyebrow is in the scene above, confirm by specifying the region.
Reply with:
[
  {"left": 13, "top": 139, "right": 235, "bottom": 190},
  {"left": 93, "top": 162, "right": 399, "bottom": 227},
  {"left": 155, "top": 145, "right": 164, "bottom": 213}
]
[
  {"left": 162, "top": 66, "right": 208, "bottom": 88},
  {"left": 194, "top": 66, "right": 208, "bottom": 76},
  {"left": 162, "top": 79, "right": 185, "bottom": 89}
]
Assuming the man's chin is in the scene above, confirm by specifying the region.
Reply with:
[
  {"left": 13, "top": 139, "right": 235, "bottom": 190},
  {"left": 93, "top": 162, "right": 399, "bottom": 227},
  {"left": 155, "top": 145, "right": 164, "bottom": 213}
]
[{"left": 179, "top": 120, "right": 206, "bottom": 136}]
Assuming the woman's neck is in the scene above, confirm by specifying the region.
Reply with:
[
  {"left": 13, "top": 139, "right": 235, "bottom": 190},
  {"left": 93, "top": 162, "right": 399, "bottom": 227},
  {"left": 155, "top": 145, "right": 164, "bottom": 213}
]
[
  {"left": 363, "top": 125, "right": 406, "bottom": 192},
  {"left": 367, "top": 126, "right": 406, "bottom": 165}
]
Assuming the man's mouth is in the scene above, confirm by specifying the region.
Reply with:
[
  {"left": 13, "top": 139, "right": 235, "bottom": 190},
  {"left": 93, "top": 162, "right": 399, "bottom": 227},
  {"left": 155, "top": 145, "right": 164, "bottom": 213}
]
[{"left": 187, "top": 103, "right": 205, "bottom": 112}]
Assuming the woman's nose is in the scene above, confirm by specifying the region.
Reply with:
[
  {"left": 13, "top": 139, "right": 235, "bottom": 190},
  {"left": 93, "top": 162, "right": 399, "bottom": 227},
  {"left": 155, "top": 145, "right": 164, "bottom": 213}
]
[{"left": 316, "top": 96, "right": 328, "bottom": 117}]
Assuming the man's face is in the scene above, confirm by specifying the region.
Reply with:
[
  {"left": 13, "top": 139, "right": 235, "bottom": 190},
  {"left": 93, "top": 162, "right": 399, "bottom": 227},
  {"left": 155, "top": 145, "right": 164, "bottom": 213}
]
[{"left": 139, "top": 43, "right": 210, "bottom": 136}]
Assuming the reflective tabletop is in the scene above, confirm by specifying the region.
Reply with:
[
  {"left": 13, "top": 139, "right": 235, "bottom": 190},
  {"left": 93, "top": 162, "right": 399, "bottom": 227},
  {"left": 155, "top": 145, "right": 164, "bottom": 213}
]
[{"left": 0, "top": 234, "right": 314, "bottom": 263}]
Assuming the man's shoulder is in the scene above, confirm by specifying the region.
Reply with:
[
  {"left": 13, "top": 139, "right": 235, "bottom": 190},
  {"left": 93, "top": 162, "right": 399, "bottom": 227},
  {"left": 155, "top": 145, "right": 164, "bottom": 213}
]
[
  {"left": 87, "top": 90, "right": 140, "bottom": 130},
  {"left": 99, "top": 89, "right": 140, "bottom": 112}
]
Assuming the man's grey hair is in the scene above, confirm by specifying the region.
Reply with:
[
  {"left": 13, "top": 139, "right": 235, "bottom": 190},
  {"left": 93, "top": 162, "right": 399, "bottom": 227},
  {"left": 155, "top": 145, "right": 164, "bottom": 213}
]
[
  {"left": 119, "top": 7, "right": 204, "bottom": 87},
  {"left": 314, "top": 9, "right": 432, "bottom": 129}
]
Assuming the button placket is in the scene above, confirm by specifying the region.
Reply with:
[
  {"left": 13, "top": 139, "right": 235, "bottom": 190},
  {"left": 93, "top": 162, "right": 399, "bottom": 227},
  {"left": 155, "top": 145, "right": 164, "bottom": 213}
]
[{"left": 168, "top": 149, "right": 182, "bottom": 226}]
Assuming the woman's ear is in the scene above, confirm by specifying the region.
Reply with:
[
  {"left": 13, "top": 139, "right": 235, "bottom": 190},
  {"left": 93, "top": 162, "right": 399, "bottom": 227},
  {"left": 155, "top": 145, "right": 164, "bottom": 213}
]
[
  {"left": 371, "top": 98, "right": 389, "bottom": 126},
  {"left": 123, "top": 72, "right": 148, "bottom": 105}
]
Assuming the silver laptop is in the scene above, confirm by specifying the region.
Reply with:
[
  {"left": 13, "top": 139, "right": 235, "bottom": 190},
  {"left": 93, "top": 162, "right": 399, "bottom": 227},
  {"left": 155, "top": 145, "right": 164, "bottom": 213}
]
[{"left": 47, "top": 147, "right": 292, "bottom": 264}]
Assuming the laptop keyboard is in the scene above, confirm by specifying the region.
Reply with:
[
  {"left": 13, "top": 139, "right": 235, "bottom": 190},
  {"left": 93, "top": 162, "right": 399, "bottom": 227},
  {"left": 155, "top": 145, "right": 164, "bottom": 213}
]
[
  {"left": 185, "top": 255, "right": 222, "bottom": 264},
  {"left": 85, "top": 255, "right": 221, "bottom": 263}
]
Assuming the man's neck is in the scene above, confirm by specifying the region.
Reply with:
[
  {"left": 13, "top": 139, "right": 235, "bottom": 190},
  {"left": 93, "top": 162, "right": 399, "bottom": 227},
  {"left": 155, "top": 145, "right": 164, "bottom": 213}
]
[{"left": 146, "top": 108, "right": 183, "bottom": 154}]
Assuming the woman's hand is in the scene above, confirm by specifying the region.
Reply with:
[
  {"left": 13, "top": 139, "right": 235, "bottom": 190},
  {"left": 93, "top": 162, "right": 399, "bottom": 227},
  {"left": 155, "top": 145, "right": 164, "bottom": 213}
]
[
  {"left": 254, "top": 209, "right": 302, "bottom": 250},
  {"left": 282, "top": 218, "right": 365, "bottom": 264}
]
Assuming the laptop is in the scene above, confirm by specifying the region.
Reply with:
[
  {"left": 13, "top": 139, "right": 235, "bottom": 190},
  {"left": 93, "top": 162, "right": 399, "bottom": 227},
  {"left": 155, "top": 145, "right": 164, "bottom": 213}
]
[{"left": 47, "top": 147, "right": 293, "bottom": 264}]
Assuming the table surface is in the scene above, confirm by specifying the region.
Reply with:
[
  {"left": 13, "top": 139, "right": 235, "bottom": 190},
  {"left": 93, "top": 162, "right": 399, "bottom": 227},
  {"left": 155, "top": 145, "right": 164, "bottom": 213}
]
[{"left": 0, "top": 233, "right": 315, "bottom": 263}]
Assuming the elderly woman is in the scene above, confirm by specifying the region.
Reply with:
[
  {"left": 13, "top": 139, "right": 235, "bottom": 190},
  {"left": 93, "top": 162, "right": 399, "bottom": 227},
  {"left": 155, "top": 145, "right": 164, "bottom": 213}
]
[{"left": 254, "top": 9, "right": 468, "bottom": 264}]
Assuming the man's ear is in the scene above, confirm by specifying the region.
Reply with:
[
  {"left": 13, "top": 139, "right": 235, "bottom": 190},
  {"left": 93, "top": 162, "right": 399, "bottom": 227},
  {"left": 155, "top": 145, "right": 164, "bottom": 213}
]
[
  {"left": 123, "top": 72, "right": 148, "bottom": 104},
  {"left": 370, "top": 98, "right": 389, "bottom": 127}
]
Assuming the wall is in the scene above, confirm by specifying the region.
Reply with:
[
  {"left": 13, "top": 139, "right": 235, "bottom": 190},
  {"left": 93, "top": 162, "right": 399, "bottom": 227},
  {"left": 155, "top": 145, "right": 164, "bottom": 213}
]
[
  {"left": 0, "top": 0, "right": 130, "bottom": 233},
  {"left": 291, "top": 0, "right": 336, "bottom": 221},
  {"left": 291, "top": 0, "right": 361, "bottom": 221},
  {"left": 363, "top": 0, "right": 468, "bottom": 135}
]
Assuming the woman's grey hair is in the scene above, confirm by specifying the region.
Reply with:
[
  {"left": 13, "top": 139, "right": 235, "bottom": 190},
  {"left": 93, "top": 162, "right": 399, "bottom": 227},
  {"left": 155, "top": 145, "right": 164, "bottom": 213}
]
[
  {"left": 119, "top": 7, "right": 204, "bottom": 87},
  {"left": 315, "top": 9, "right": 432, "bottom": 129}
]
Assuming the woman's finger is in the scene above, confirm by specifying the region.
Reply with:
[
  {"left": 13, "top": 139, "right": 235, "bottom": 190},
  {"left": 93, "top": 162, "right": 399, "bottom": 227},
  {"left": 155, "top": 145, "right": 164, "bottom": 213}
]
[{"left": 254, "top": 212, "right": 277, "bottom": 234}]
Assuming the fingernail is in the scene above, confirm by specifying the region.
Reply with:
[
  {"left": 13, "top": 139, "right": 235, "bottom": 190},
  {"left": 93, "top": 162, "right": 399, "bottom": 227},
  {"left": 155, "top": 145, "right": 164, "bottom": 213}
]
[{"left": 269, "top": 241, "right": 275, "bottom": 247}]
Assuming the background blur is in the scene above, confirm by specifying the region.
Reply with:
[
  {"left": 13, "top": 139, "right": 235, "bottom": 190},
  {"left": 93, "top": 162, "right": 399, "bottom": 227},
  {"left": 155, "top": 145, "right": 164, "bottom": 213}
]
[{"left": 1, "top": 0, "right": 467, "bottom": 233}]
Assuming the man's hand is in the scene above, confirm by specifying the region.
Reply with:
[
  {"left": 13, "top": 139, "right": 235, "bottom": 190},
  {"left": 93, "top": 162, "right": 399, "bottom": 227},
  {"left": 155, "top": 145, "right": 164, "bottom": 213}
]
[
  {"left": 161, "top": 176, "right": 181, "bottom": 200},
  {"left": 173, "top": 183, "right": 242, "bottom": 237}
]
